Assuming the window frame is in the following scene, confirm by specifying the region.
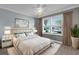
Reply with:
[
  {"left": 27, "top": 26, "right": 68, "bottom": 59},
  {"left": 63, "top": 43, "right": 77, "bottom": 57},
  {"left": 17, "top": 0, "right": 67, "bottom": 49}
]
[{"left": 42, "top": 14, "right": 63, "bottom": 36}]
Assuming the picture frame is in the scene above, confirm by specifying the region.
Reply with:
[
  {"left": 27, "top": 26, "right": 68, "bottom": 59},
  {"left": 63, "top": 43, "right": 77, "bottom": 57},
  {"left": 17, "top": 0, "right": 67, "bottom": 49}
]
[{"left": 15, "top": 18, "right": 29, "bottom": 28}]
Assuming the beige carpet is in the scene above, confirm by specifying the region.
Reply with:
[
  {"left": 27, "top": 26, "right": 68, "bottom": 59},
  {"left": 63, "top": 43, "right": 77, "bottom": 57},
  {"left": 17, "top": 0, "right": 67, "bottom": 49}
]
[
  {"left": 7, "top": 42, "right": 62, "bottom": 55},
  {"left": 40, "top": 43, "right": 62, "bottom": 55}
]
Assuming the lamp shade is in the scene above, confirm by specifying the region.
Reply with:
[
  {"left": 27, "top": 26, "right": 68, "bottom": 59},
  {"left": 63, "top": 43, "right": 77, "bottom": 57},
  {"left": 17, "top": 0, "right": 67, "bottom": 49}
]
[
  {"left": 31, "top": 27, "right": 37, "bottom": 33},
  {"left": 4, "top": 30, "right": 11, "bottom": 34},
  {"left": 33, "top": 29, "right": 37, "bottom": 32},
  {"left": 4, "top": 26, "right": 11, "bottom": 34}
]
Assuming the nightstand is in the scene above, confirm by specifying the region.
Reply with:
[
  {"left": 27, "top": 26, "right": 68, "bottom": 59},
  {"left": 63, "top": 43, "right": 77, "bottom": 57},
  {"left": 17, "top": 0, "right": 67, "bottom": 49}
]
[
  {"left": 2, "top": 26, "right": 13, "bottom": 48},
  {"left": 1, "top": 39, "right": 12, "bottom": 48}
]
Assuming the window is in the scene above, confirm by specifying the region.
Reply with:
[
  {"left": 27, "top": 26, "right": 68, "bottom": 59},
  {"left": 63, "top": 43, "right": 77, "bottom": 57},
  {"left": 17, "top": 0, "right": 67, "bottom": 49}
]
[
  {"left": 42, "top": 17, "right": 51, "bottom": 33},
  {"left": 42, "top": 14, "right": 63, "bottom": 35}
]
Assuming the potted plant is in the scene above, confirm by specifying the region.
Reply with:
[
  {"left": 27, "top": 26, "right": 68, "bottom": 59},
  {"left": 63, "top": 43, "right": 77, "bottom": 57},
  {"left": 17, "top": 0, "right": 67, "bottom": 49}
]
[{"left": 71, "top": 24, "right": 79, "bottom": 49}]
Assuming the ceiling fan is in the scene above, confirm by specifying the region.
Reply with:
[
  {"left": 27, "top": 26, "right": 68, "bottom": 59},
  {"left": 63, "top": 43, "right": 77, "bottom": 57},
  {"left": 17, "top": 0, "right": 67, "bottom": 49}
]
[{"left": 36, "top": 4, "right": 46, "bottom": 18}]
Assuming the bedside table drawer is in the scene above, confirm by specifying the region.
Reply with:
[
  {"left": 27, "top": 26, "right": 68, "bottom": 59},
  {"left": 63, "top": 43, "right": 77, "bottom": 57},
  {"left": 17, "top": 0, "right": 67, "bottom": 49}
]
[{"left": 2, "top": 41, "right": 12, "bottom": 48}]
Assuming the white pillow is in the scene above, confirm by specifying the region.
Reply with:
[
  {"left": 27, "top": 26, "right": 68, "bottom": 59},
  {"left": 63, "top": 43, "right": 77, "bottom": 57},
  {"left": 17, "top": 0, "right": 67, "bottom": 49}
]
[
  {"left": 25, "top": 32, "right": 39, "bottom": 39},
  {"left": 15, "top": 33, "right": 27, "bottom": 40},
  {"left": 25, "top": 32, "right": 34, "bottom": 36}
]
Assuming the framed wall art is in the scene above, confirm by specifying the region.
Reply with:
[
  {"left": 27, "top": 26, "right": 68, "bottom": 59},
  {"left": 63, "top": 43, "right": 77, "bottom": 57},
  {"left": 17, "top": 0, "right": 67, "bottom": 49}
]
[{"left": 15, "top": 18, "right": 29, "bottom": 28}]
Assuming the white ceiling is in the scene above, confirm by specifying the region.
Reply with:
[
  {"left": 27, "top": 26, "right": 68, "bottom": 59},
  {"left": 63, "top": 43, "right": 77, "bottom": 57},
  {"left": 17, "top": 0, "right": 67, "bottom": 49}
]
[{"left": 0, "top": 4, "right": 79, "bottom": 18}]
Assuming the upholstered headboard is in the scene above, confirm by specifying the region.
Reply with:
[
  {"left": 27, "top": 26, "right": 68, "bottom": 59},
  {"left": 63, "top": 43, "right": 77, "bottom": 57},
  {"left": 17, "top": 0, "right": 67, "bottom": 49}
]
[{"left": 11, "top": 28, "right": 33, "bottom": 34}]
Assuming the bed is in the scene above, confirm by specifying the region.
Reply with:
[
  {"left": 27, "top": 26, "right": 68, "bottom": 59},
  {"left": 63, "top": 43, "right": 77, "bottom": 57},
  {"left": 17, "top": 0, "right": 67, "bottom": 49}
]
[
  {"left": 11, "top": 27, "right": 52, "bottom": 55},
  {"left": 12, "top": 32, "right": 52, "bottom": 55}
]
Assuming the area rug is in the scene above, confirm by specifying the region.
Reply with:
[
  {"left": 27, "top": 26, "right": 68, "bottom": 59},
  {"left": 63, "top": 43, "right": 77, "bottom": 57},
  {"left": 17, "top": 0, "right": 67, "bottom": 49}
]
[
  {"left": 40, "top": 43, "right": 62, "bottom": 55},
  {"left": 7, "top": 41, "right": 62, "bottom": 55}
]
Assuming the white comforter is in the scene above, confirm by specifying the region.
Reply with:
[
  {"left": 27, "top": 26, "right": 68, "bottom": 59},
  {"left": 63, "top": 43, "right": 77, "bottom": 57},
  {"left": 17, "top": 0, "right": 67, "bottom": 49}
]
[{"left": 12, "top": 35, "right": 51, "bottom": 55}]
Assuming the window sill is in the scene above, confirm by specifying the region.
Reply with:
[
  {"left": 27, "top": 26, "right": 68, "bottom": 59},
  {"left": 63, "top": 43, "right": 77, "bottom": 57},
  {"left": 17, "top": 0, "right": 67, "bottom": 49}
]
[{"left": 43, "top": 33, "right": 63, "bottom": 36}]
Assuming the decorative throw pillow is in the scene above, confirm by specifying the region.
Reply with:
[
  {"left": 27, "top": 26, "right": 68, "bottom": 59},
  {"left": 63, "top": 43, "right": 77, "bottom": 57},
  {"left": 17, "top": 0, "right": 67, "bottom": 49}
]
[{"left": 14, "top": 32, "right": 27, "bottom": 40}]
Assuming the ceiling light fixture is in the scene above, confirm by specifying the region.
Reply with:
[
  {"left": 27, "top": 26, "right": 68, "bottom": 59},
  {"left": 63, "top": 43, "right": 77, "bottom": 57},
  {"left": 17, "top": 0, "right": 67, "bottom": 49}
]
[{"left": 36, "top": 4, "right": 46, "bottom": 18}]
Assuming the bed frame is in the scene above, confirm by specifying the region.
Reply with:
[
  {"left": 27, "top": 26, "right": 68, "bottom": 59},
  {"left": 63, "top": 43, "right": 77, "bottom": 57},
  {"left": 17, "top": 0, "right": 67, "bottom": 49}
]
[{"left": 34, "top": 43, "right": 51, "bottom": 55}]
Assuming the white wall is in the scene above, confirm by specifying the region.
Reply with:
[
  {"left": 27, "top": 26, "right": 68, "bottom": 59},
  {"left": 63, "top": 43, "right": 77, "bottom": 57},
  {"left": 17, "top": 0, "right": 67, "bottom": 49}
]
[{"left": 72, "top": 8, "right": 79, "bottom": 27}]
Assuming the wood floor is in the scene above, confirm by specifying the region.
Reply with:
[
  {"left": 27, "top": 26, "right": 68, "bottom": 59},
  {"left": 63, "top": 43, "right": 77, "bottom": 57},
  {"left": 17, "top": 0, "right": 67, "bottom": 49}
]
[
  {"left": 0, "top": 48, "right": 8, "bottom": 55},
  {"left": 55, "top": 45, "right": 79, "bottom": 55}
]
